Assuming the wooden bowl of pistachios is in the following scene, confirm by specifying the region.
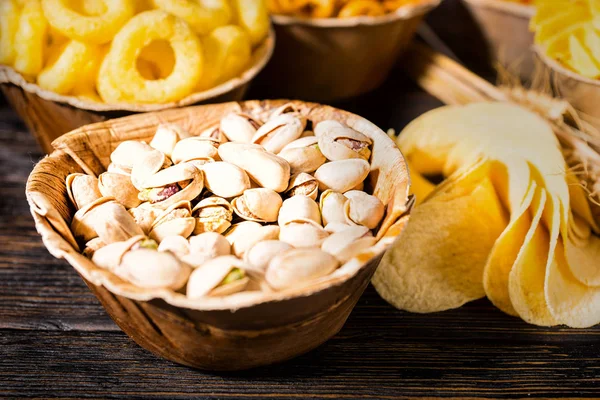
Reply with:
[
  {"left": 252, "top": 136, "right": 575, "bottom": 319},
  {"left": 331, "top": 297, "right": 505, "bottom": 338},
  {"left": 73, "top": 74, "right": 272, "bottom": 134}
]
[{"left": 25, "top": 100, "right": 412, "bottom": 371}]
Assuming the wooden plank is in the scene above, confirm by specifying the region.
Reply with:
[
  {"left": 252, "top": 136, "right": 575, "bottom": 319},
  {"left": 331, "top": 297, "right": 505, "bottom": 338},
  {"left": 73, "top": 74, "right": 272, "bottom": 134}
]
[{"left": 1, "top": 328, "right": 599, "bottom": 399}]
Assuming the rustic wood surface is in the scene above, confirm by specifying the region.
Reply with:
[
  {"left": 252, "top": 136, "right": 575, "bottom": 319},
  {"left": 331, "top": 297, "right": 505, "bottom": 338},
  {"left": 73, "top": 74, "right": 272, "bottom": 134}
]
[{"left": 2, "top": 1, "right": 600, "bottom": 398}]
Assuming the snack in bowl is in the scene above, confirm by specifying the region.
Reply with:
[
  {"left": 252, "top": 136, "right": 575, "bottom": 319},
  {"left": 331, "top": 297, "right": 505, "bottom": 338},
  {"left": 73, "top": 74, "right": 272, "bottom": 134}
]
[
  {"left": 0, "top": 0, "right": 270, "bottom": 104},
  {"left": 267, "top": 0, "right": 430, "bottom": 18},
  {"left": 26, "top": 101, "right": 412, "bottom": 370},
  {"left": 374, "top": 102, "right": 600, "bottom": 328}
]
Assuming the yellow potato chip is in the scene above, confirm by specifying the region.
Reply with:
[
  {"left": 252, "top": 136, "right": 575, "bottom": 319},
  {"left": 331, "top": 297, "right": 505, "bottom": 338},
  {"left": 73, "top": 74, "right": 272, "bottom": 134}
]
[
  {"left": 406, "top": 160, "right": 435, "bottom": 207},
  {"left": 546, "top": 238, "right": 600, "bottom": 328},
  {"left": 483, "top": 181, "right": 537, "bottom": 316},
  {"left": 372, "top": 162, "right": 508, "bottom": 313},
  {"left": 508, "top": 189, "right": 559, "bottom": 326}
]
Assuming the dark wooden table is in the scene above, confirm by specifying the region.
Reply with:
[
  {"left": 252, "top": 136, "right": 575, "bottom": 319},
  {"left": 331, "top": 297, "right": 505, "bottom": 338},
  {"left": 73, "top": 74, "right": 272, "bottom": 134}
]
[{"left": 2, "top": 2, "right": 600, "bottom": 399}]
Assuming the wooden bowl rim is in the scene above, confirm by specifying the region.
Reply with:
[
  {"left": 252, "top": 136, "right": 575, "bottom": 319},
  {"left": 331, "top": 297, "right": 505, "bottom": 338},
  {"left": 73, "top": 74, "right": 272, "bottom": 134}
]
[
  {"left": 271, "top": 0, "right": 440, "bottom": 28},
  {"left": 534, "top": 45, "right": 600, "bottom": 87},
  {"left": 462, "top": 0, "right": 534, "bottom": 18},
  {"left": 26, "top": 100, "right": 413, "bottom": 312},
  {"left": 0, "top": 29, "right": 275, "bottom": 113}
]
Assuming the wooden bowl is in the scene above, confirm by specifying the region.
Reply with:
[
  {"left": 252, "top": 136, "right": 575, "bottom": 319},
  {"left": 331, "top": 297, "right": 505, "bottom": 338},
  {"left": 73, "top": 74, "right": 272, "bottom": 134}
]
[
  {"left": 535, "top": 47, "right": 600, "bottom": 131},
  {"left": 462, "top": 0, "right": 535, "bottom": 80},
  {"left": 0, "top": 30, "right": 275, "bottom": 154},
  {"left": 25, "top": 100, "right": 413, "bottom": 371},
  {"left": 259, "top": 1, "right": 440, "bottom": 102}
]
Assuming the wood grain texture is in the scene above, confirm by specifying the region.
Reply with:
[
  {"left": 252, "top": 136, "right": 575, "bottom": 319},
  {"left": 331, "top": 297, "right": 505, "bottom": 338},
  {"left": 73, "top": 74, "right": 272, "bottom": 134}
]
[{"left": 2, "top": 1, "right": 600, "bottom": 396}]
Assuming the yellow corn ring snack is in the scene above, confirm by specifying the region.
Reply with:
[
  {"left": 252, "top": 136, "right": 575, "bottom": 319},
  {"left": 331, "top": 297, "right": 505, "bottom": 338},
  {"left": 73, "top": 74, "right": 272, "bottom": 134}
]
[{"left": 14, "top": 0, "right": 47, "bottom": 76}]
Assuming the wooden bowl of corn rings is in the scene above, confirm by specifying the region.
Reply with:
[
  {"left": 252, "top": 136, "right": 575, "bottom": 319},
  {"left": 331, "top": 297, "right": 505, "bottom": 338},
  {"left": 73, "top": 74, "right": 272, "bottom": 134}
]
[
  {"left": 0, "top": 0, "right": 274, "bottom": 154},
  {"left": 261, "top": 0, "right": 440, "bottom": 102},
  {"left": 462, "top": 0, "right": 535, "bottom": 80}
]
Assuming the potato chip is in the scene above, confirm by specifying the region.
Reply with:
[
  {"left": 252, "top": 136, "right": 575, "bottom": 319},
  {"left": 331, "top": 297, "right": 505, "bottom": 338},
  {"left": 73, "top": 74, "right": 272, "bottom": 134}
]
[
  {"left": 483, "top": 181, "right": 537, "bottom": 316},
  {"left": 0, "top": 0, "right": 21, "bottom": 65},
  {"left": 405, "top": 160, "right": 435, "bottom": 207},
  {"left": 373, "top": 161, "right": 508, "bottom": 313},
  {"left": 546, "top": 238, "right": 600, "bottom": 328},
  {"left": 508, "top": 189, "right": 559, "bottom": 326},
  {"left": 14, "top": 0, "right": 47, "bottom": 76}
]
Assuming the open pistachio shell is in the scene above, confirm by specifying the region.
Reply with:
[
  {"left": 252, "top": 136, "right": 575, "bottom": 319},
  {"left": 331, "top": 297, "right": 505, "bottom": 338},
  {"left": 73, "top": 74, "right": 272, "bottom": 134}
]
[
  {"left": 286, "top": 172, "right": 319, "bottom": 200},
  {"left": 171, "top": 137, "right": 219, "bottom": 164},
  {"left": 279, "top": 220, "right": 329, "bottom": 248},
  {"left": 118, "top": 248, "right": 191, "bottom": 290},
  {"left": 324, "top": 222, "right": 352, "bottom": 233},
  {"left": 71, "top": 197, "right": 144, "bottom": 244},
  {"left": 316, "top": 120, "right": 372, "bottom": 161},
  {"left": 128, "top": 202, "right": 159, "bottom": 235},
  {"left": 280, "top": 136, "right": 319, "bottom": 152},
  {"left": 157, "top": 235, "right": 191, "bottom": 258},
  {"left": 319, "top": 190, "right": 347, "bottom": 226},
  {"left": 321, "top": 225, "right": 375, "bottom": 263},
  {"left": 137, "top": 162, "right": 204, "bottom": 210},
  {"left": 82, "top": 237, "right": 106, "bottom": 258},
  {"left": 92, "top": 235, "right": 148, "bottom": 271},
  {"left": 192, "top": 196, "right": 233, "bottom": 234},
  {"left": 201, "top": 161, "right": 250, "bottom": 198},
  {"left": 278, "top": 195, "right": 321, "bottom": 226},
  {"left": 98, "top": 172, "right": 141, "bottom": 209},
  {"left": 314, "top": 158, "right": 370, "bottom": 193},
  {"left": 110, "top": 141, "right": 159, "bottom": 173},
  {"left": 251, "top": 114, "right": 305, "bottom": 153},
  {"left": 278, "top": 142, "right": 326, "bottom": 174},
  {"left": 220, "top": 112, "right": 262, "bottom": 143},
  {"left": 106, "top": 163, "right": 131, "bottom": 176},
  {"left": 130, "top": 149, "right": 169, "bottom": 191},
  {"left": 186, "top": 255, "right": 249, "bottom": 298},
  {"left": 199, "top": 123, "right": 228, "bottom": 144},
  {"left": 66, "top": 173, "right": 102, "bottom": 210},
  {"left": 181, "top": 232, "right": 232, "bottom": 268},
  {"left": 218, "top": 143, "right": 291, "bottom": 192},
  {"left": 232, "top": 188, "right": 283, "bottom": 222},
  {"left": 343, "top": 190, "right": 385, "bottom": 230},
  {"left": 150, "top": 123, "right": 192, "bottom": 157},
  {"left": 244, "top": 240, "right": 293, "bottom": 276},
  {"left": 270, "top": 102, "right": 306, "bottom": 120},
  {"left": 228, "top": 224, "right": 280, "bottom": 258},
  {"left": 265, "top": 248, "right": 339, "bottom": 290},
  {"left": 148, "top": 201, "right": 195, "bottom": 243}
]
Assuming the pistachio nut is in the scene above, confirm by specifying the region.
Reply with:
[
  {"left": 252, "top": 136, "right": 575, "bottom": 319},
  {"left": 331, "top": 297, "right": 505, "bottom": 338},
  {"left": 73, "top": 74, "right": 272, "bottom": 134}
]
[
  {"left": 171, "top": 137, "right": 219, "bottom": 164},
  {"left": 319, "top": 190, "right": 347, "bottom": 226},
  {"left": 66, "top": 173, "right": 103, "bottom": 210},
  {"left": 324, "top": 222, "right": 352, "bottom": 233},
  {"left": 232, "top": 188, "right": 283, "bottom": 223},
  {"left": 277, "top": 195, "right": 321, "bottom": 226},
  {"left": 218, "top": 143, "right": 291, "bottom": 192},
  {"left": 157, "top": 235, "right": 191, "bottom": 258},
  {"left": 130, "top": 149, "right": 169, "bottom": 191},
  {"left": 278, "top": 136, "right": 326, "bottom": 174},
  {"left": 201, "top": 161, "right": 251, "bottom": 198},
  {"left": 192, "top": 196, "right": 233, "bottom": 234},
  {"left": 270, "top": 102, "right": 305, "bottom": 120},
  {"left": 181, "top": 232, "right": 231, "bottom": 268},
  {"left": 265, "top": 248, "right": 339, "bottom": 290},
  {"left": 92, "top": 235, "right": 149, "bottom": 271},
  {"left": 315, "top": 120, "right": 372, "bottom": 161},
  {"left": 321, "top": 225, "right": 376, "bottom": 263},
  {"left": 71, "top": 197, "right": 144, "bottom": 244},
  {"left": 188, "top": 158, "right": 215, "bottom": 170},
  {"left": 225, "top": 222, "right": 280, "bottom": 257},
  {"left": 106, "top": 163, "right": 131, "bottom": 176},
  {"left": 344, "top": 190, "right": 385, "bottom": 229},
  {"left": 244, "top": 240, "right": 293, "bottom": 276},
  {"left": 82, "top": 237, "right": 106, "bottom": 258},
  {"left": 137, "top": 162, "right": 204, "bottom": 210},
  {"left": 110, "top": 140, "right": 163, "bottom": 174},
  {"left": 98, "top": 172, "right": 141, "bottom": 209},
  {"left": 220, "top": 112, "right": 262, "bottom": 143},
  {"left": 285, "top": 172, "right": 318, "bottom": 200},
  {"left": 148, "top": 201, "right": 195, "bottom": 243},
  {"left": 128, "top": 202, "right": 159, "bottom": 234},
  {"left": 251, "top": 114, "right": 305, "bottom": 154},
  {"left": 314, "top": 158, "right": 370, "bottom": 193},
  {"left": 150, "top": 123, "right": 191, "bottom": 157},
  {"left": 279, "top": 220, "right": 329, "bottom": 248},
  {"left": 186, "top": 255, "right": 250, "bottom": 298},
  {"left": 119, "top": 248, "right": 191, "bottom": 290},
  {"left": 199, "top": 123, "right": 228, "bottom": 144}
]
